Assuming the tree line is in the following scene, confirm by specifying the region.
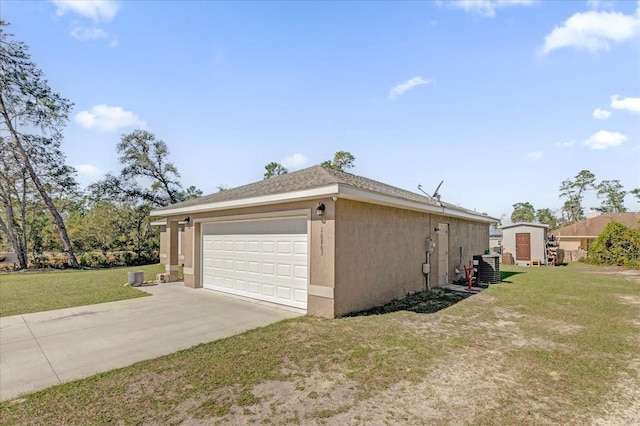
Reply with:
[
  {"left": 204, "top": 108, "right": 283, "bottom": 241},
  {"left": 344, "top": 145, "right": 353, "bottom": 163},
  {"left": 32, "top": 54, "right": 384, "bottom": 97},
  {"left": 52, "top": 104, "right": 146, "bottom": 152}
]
[
  {"left": 1, "top": 20, "right": 360, "bottom": 270},
  {"left": 0, "top": 22, "right": 203, "bottom": 270},
  {"left": 510, "top": 170, "right": 639, "bottom": 229}
]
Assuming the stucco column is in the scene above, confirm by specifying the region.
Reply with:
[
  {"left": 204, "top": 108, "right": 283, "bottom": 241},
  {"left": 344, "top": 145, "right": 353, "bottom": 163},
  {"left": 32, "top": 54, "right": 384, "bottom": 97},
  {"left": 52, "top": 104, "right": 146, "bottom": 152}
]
[
  {"left": 183, "top": 222, "right": 199, "bottom": 288},
  {"left": 166, "top": 219, "right": 180, "bottom": 281},
  {"left": 308, "top": 200, "right": 336, "bottom": 318}
]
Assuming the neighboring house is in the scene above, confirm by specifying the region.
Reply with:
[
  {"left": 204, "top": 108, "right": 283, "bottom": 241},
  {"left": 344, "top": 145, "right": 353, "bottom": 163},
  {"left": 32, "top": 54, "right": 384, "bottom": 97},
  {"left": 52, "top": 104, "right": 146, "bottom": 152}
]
[
  {"left": 499, "top": 222, "right": 549, "bottom": 266},
  {"left": 151, "top": 165, "right": 497, "bottom": 318},
  {"left": 551, "top": 213, "right": 640, "bottom": 255},
  {"left": 489, "top": 224, "right": 503, "bottom": 253}
]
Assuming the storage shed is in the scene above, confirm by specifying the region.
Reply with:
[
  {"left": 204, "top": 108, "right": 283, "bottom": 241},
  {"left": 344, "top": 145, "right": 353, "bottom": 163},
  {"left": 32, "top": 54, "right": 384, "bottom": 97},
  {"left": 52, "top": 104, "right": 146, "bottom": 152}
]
[{"left": 499, "top": 222, "right": 549, "bottom": 266}]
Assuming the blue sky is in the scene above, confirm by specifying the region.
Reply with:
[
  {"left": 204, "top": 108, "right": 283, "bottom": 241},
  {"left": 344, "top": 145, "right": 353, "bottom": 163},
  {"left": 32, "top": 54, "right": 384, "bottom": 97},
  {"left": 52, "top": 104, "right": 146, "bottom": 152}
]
[{"left": 4, "top": 0, "right": 640, "bottom": 220}]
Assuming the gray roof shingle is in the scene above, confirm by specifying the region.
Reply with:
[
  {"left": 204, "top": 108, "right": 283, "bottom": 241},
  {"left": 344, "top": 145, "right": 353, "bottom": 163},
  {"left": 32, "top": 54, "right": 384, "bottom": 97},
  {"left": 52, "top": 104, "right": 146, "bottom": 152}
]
[
  {"left": 551, "top": 213, "right": 640, "bottom": 237},
  {"left": 153, "top": 165, "right": 489, "bottom": 219}
]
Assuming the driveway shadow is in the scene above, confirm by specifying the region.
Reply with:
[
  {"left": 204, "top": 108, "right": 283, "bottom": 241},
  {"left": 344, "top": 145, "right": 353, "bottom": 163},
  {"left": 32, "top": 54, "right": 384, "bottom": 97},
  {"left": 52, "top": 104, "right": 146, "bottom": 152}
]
[{"left": 343, "top": 288, "right": 474, "bottom": 317}]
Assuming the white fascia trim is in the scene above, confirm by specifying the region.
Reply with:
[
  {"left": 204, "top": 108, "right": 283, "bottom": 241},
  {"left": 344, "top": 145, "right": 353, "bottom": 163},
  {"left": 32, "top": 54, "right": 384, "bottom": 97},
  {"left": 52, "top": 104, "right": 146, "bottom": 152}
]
[
  {"left": 337, "top": 185, "right": 498, "bottom": 223},
  {"left": 150, "top": 185, "right": 340, "bottom": 217}
]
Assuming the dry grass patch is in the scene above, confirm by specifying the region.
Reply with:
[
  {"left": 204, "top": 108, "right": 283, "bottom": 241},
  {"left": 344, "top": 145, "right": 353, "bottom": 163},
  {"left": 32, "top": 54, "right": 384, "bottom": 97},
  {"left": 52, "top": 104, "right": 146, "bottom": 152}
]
[{"left": 1, "top": 263, "right": 639, "bottom": 425}]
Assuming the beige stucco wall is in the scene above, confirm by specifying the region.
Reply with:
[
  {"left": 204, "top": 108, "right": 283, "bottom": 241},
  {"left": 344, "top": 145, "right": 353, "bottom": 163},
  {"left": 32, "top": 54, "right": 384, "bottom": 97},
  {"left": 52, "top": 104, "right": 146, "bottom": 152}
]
[
  {"left": 436, "top": 214, "right": 491, "bottom": 282},
  {"left": 332, "top": 200, "right": 490, "bottom": 317},
  {"left": 158, "top": 198, "right": 490, "bottom": 318},
  {"left": 558, "top": 238, "right": 581, "bottom": 252},
  {"left": 158, "top": 224, "right": 168, "bottom": 265},
  {"left": 557, "top": 237, "right": 593, "bottom": 254}
]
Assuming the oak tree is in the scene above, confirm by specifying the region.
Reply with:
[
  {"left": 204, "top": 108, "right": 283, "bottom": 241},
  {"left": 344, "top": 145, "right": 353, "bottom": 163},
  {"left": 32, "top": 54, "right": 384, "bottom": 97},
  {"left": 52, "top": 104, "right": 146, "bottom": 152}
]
[
  {"left": 596, "top": 180, "right": 627, "bottom": 213},
  {"left": 510, "top": 202, "right": 535, "bottom": 223},
  {"left": 264, "top": 162, "right": 288, "bottom": 179},
  {"left": 559, "top": 170, "right": 596, "bottom": 223},
  {"left": 0, "top": 21, "right": 79, "bottom": 267},
  {"left": 321, "top": 151, "right": 355, "bottom": 171}
]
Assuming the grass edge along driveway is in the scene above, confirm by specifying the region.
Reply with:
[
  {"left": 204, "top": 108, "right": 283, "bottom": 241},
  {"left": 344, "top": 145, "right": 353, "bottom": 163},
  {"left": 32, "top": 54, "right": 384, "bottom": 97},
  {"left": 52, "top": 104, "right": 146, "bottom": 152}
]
[
  {"left": 0, "top": 264, "right": 165, "bottom": 317},
  {"left": 1, "top": 263, "right": 639, "bottom": 424}
]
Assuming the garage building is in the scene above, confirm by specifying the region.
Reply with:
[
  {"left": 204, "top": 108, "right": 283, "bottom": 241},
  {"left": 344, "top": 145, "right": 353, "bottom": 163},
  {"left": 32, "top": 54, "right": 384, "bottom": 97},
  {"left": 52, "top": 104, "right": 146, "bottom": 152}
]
[{"left": 151, "top": 166, "right": 496, "bottom": 318}]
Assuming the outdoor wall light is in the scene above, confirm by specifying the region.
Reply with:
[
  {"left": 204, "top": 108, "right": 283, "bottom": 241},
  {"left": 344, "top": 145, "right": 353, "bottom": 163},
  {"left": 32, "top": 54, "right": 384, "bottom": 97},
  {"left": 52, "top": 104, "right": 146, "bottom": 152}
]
[
  {"left": 316, "top": 203, "right": 325, "bottom": 216},
  {"left": 184, "top": 217, "right": 191, "bottom": 224}
]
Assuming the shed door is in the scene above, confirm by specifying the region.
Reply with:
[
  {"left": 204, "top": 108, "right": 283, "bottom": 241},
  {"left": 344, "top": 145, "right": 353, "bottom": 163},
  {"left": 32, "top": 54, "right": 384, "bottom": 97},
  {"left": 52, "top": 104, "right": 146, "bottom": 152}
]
[
  {"left": 515, "top": 233, "right": 531, "bottom": 261},
  {"left": 201, "top": 218, "right": 308, "bottom": 310}
]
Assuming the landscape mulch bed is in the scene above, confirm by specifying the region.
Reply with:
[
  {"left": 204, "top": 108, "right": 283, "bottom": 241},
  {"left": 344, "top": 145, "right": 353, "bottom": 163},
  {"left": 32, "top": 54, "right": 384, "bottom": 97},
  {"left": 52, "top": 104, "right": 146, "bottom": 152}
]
[{"left": 345, "top": 287, "right": 474, "bottom": 317}]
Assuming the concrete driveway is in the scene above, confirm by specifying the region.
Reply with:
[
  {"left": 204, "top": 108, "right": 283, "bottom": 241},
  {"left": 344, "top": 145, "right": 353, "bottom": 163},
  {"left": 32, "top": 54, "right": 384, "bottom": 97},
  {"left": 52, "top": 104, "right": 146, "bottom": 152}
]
[{"left": 0, "top": 283, "right": 302, "bottom": 401}]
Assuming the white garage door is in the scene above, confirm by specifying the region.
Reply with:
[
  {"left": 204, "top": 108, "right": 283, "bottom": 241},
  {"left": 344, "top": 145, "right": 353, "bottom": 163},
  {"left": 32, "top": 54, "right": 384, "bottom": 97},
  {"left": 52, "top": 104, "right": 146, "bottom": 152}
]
[{"left": 201, "top": 218, "right": 308, "bottom": 309}]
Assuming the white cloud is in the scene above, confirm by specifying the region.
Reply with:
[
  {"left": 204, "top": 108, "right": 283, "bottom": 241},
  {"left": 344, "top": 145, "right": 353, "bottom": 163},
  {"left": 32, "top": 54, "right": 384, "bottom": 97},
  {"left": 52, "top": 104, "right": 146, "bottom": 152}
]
[
  {"left": 75, "top": 164, "right": 103, "bottom": 178},
  {"left": 610, "top": 95, "right": 640, "bottom": 113},
  {"left": 556, "top": 140, "right": 576, "bottom": 148},
  {"left": 389, "top": 76, "right": 431, "bottom": 100},
  {"left": 281, "top": 153, "right": 308, "bottom": 169},
  {"left": 587, "top": 0, "right": 600, "bottom": 8},
  {"left": 539, "top": 8, "right": 640, "bottom": 55},
  {"left": 587, "top": 1, "right": 617, "bottom": 10},
  {"left": 442, "top": 0, "right": 536, "bottom": 18},
  {"left": 582, "top": 130, "right": 627, "bottom": 150},
  {"left": 527, "top": 151, "right": 543, "bottom": 160},
  {"left": 74, "top": 104, "right": 146, "bottom": 131},
  {"left": 592, "top": 108, "right": 611, "bottom": 119},
  {"left": 51, "top": 0, "right": 120, "bottom": 22},
  {"left": 70, "top": 24, "right": 108, "bottom": 41}
]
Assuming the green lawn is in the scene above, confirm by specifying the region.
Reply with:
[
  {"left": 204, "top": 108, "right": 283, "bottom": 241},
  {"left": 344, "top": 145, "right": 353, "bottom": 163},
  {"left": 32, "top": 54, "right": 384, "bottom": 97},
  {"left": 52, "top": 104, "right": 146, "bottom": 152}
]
[
  {"left": 0, "top": 264, "right": 165, "bottom": 317},
  {"left": 1, "top": 263, "right": 638, "bottom": 425}
]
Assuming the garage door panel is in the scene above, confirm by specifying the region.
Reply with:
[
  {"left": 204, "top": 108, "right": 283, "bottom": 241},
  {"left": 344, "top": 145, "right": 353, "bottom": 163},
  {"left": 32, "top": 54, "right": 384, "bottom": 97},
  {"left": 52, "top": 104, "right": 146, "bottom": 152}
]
[
  {"left": 248, "top": 281, "right": 260, "bottom": 294},
  {"left": 294, "top": 265, "right": 307, "bottom": 279},
  {"left": 294, "top": 289, "right": 307, "bottom": 303},
  {"left": 277, "top": 264, "right": 291, "bottom": 277},
  {"left": 264, "top": 241, "right": 277, "bottom": 254},
  {"left": 262, "top": 262, "right": 275, "bottom": 275},
  {"left": 277, "top": 241, "right": 291, "bottom": 254},
  {"left": 294, "top": 241, "right": 307, "bottom": 255},
  {"left": 277, "top": 286, "right": 291, "bottom": 300},
  {"left": 202, "top": 232, "right": 307, "bottom": 309},
  {"left": 236, "top": 279, "right": 247, "bottom": 291},
  {"left": 248, "top": 261, "right": 260, "bottom": 273},
  {"left": 262, "top": 283, "right": 275, "bottom": 297}
]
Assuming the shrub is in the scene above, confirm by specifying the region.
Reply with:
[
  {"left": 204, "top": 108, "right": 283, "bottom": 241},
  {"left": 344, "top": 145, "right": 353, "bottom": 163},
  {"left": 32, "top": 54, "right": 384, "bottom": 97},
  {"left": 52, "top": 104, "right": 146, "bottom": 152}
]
[
  {"left": 586, "top": 221, "right": 640, "bottom": 268},
  {"left": 33, "top": 251, "right": 159, "bottom": 269}
]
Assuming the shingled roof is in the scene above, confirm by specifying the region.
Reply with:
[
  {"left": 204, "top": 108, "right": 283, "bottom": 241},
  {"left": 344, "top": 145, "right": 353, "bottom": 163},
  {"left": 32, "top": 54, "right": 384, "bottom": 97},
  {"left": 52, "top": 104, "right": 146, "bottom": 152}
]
[
  {"left": 551, "top": 213, "right": 640, "bottom": 237},
  {"left": 151, "top": 165, "right": 495, "bottom": 222}
]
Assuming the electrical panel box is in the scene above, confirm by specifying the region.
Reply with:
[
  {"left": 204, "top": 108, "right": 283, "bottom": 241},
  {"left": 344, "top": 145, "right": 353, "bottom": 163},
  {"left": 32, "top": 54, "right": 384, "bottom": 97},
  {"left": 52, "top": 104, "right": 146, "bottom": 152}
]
[
  {"left": 425, "top": 238, "right": 435, "bottom": 252},
  {"left": 422, "top": 263, "right": 430, "bottom": 274}
]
